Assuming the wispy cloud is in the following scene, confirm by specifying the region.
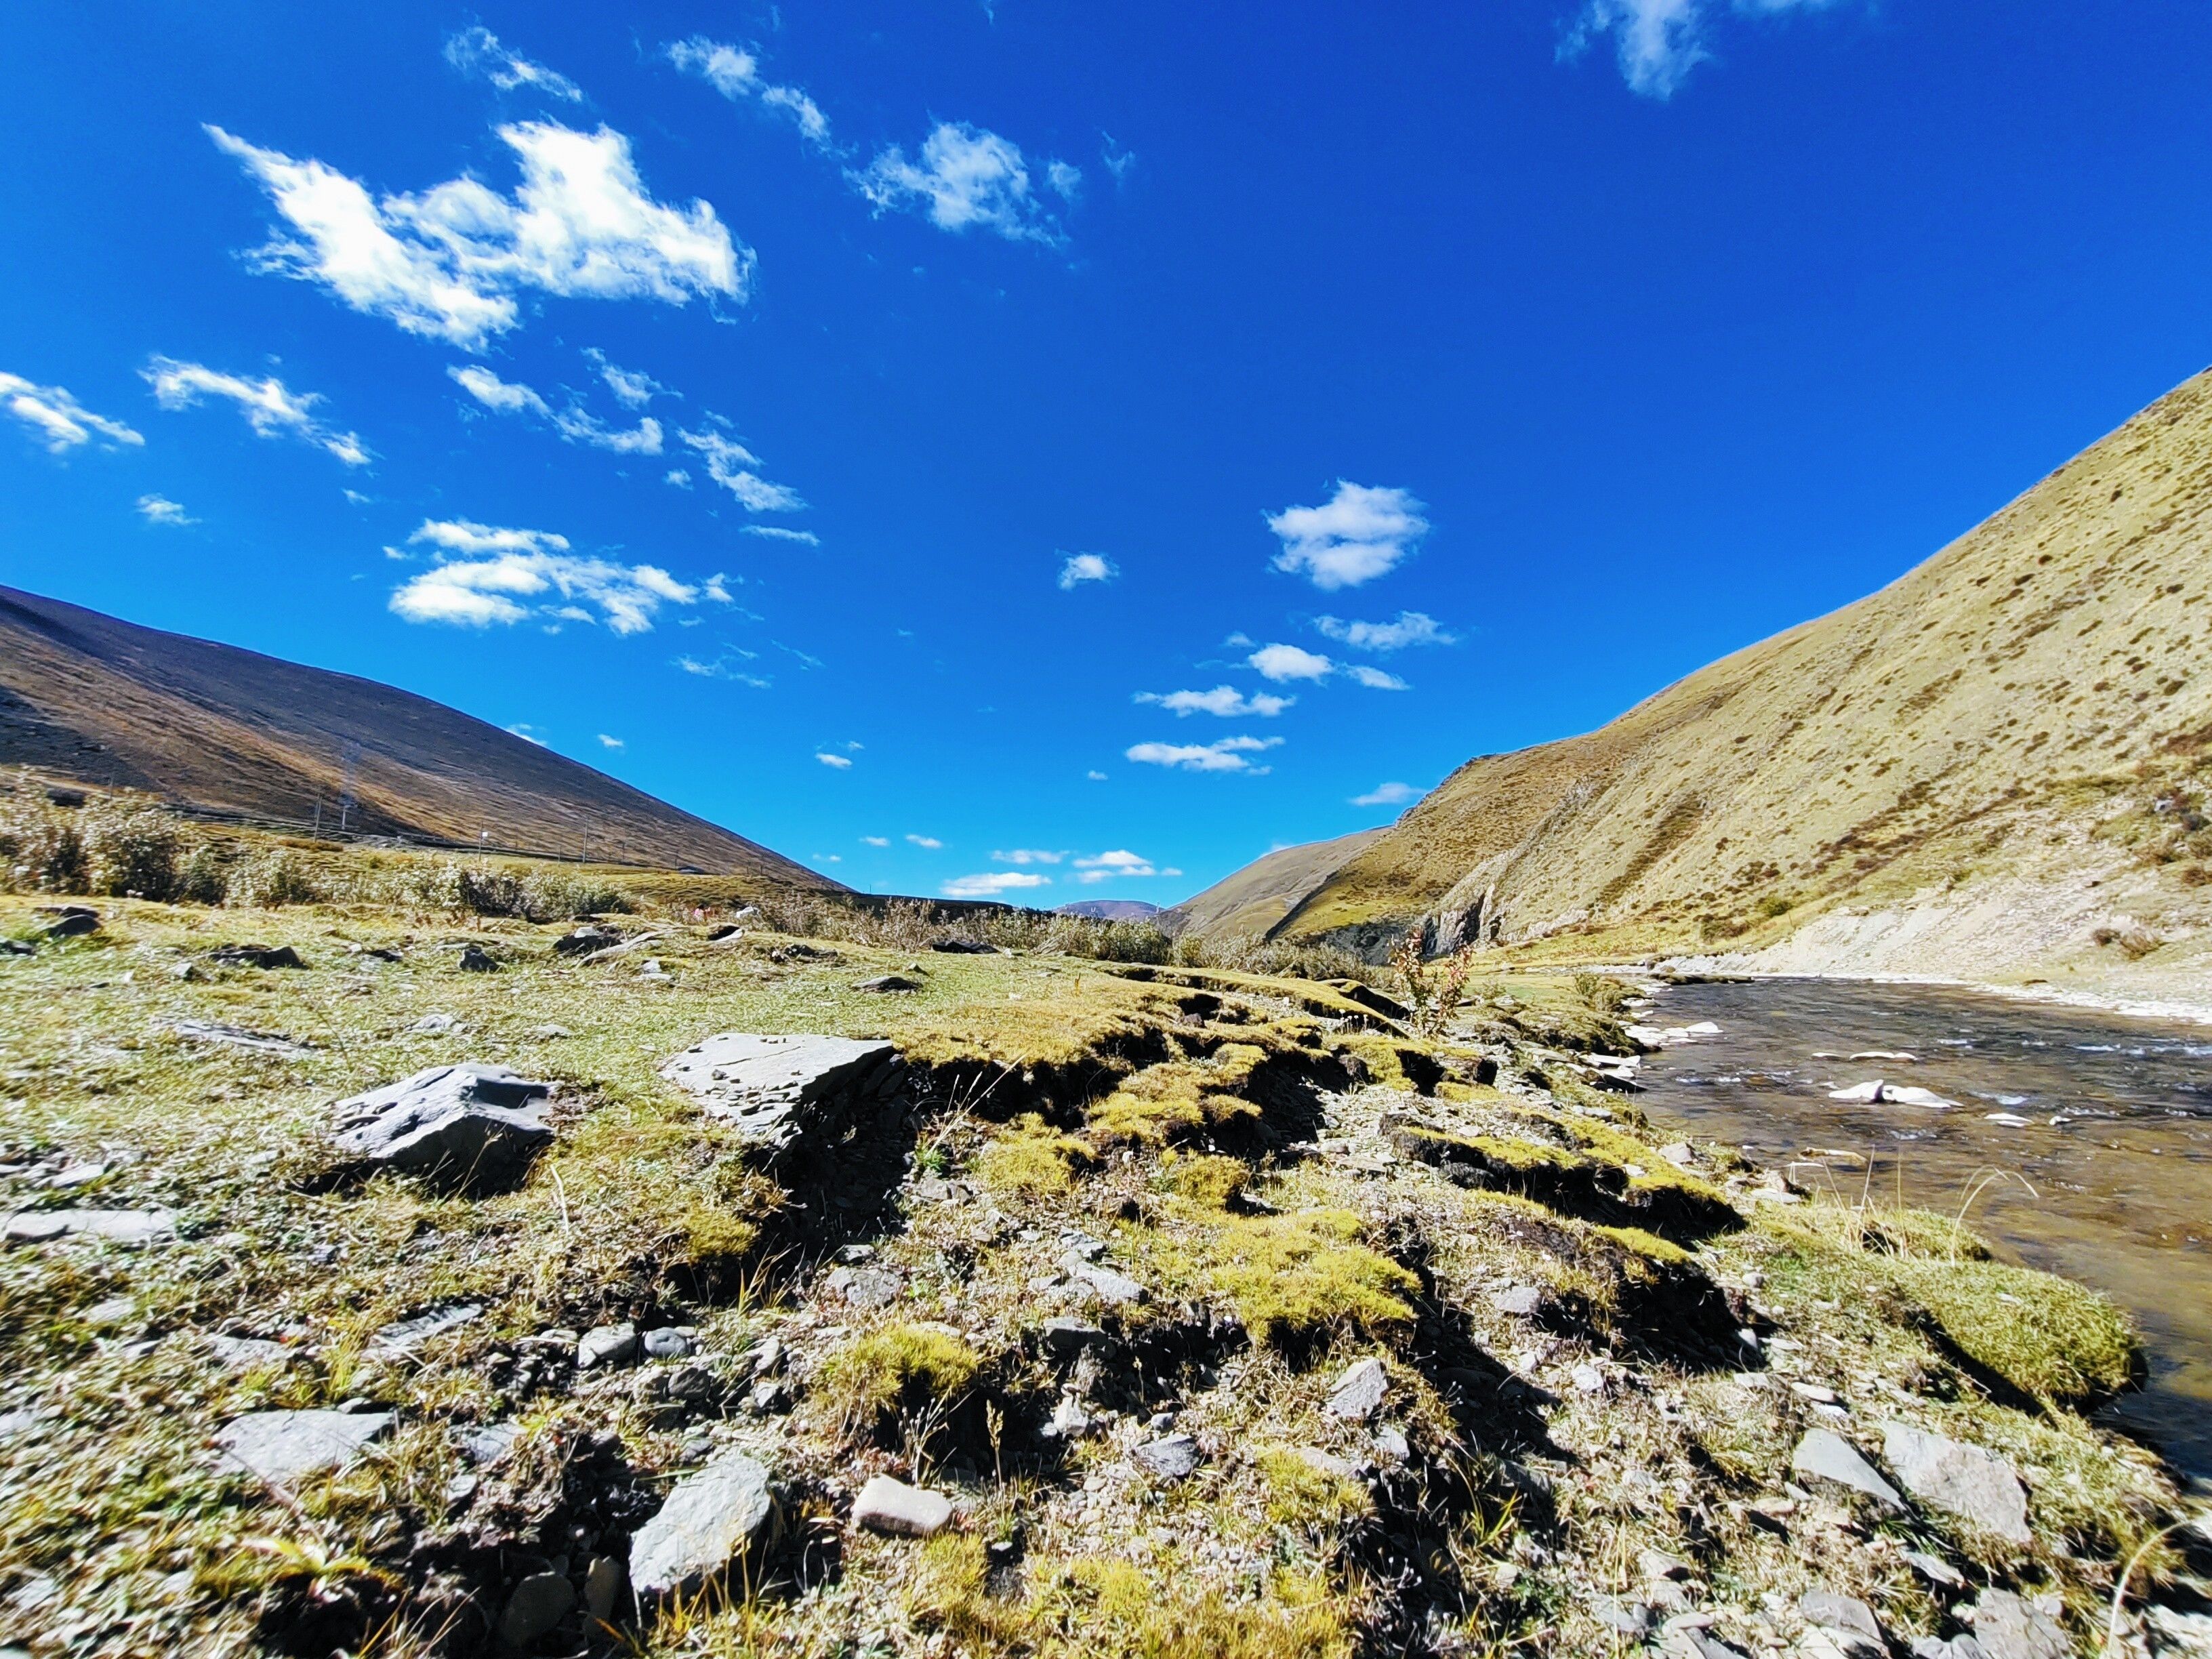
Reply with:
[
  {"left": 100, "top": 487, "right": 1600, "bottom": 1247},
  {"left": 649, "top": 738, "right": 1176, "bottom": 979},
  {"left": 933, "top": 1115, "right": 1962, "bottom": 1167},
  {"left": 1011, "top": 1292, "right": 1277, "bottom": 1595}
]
[
  {"left": 1057, "top": 552, "right": 1115, "bottom": 590},
  {"left": 144, "top": 357, "right": 367, "bottom": 465},
  {"left": 443, "top": 26, "right": 582, "bottom": 102},
  {"left": 677, "top": 419, "right": 803, "bottom": 512},
  {"left": 1561, "top": 0, "right": 1832, "bottom": 99},
  {"left": 1315, "top": 610, "right": 1455, "bottom": 651},
  {"left": 816, "top": 752, "right": 853, "bottom": 769},
  {"left": 390, "top": 519, "right": 704, "bottom": 633},
  {"left": 1100, "top": 133, "right": 1136, "bottom": 184},
  {"left": 136, "top": 494, "right": 194, "bottom": 525},
  {"left": 208, "top": 121, "right": 748, "bottom": 350},
  {"left": 1352, "top": 781, "right": 1421, "bottom": 807},
  {"left": 1347, "top": 665, "right": 1409, "bottom": 691},
  {"left": 861, "top": 836, "right": 890, "bottom": 848},
  {"left": 1071, "top": 848, "right": 1180, "bottom": 884},
  {"left": 582, "top": 347, "right": 671, "bottom": 409},
  {"left": 906, "top": 834, "right": 943, "bottom": 850},
  {"left": 596, "top": 733, "right": 623, "bottom": 748},
  {"left": 506, "top": 722, "right": 549, "bottom": 746},
  {"left": 856, "top": 122, "right": 1071, "bottom": 244},
  {"left": 448, "top": 364, "right": 661, "bottom": 453},
  {"left": 992, "top": 848, "right": 1063, "bottom": 865},
  {"left": 665, "top": 37, "right": 832, "bottom": 148},
  {"left": 1247, "top": 643, "right": 1335, "bottom": 683},
  {"left": 0, "top": 372, "right": 142, "bottom": 452},
  {"left": 1266, "top": 480, "right": 1427, "bottom": 590},
  {"left": 1136, "top": 686, "right": 1293, "bottom": 718},
  {"left": 1124, "top": 735, "right": 1282, "bottom": 774},
  {"left": 942, "top": 870, "right": 1050, "bottom": 899},
  {"left": 675, "top": 650, "right": 768, "bottom": 686},
  {"left": 743, "top": 525, "right": 821, "bottom": 545}
]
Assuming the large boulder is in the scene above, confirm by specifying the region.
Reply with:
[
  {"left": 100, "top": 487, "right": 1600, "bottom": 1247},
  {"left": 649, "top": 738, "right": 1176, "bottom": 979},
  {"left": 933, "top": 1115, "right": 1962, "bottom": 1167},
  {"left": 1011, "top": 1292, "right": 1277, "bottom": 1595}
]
[
  {"left": 1883, "top": 1422, "right": 2032, "bottom": 1544},
  {"left": 330, "top": 1064, "right": 554, "bottom": 1185},
  {"left": 628, "top": 1450, "right": 777, "bottom": 1597},
  {"left": 660, "top": 1033, "right": 903, "bottom": 1158}
]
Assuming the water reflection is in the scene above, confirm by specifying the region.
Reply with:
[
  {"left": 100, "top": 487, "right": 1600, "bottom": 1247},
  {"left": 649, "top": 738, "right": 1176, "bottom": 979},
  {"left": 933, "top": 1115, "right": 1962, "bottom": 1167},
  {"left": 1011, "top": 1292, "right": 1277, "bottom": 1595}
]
[{"left": 1633, "top": 977, "right": 2212, "bottom": 1483}]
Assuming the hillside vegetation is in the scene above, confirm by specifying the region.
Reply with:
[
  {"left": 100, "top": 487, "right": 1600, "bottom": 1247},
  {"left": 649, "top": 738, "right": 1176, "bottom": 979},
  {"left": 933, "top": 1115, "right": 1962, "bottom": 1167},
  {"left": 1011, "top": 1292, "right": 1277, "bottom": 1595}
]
[
  {"left": 0, "top": 585, "right": 828, "bottom": 884},
  {"left": 1183, "top": 369, "right": 2212, "bottom": 1000}
]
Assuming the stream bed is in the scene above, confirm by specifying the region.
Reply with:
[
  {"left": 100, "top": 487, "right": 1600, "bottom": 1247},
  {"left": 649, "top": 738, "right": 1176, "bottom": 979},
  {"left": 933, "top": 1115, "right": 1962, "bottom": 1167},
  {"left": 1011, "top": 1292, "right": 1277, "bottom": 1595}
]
[{"left": 1633, "top": 976, "right": 2212, "bottom": 1486}]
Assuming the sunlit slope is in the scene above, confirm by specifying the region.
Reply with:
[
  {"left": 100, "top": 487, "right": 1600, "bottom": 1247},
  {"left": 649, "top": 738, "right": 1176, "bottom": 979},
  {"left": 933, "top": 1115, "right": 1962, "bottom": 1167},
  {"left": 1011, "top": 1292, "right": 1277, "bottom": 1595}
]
[
  {"left": 1160, "top": 827, "right": 1387, "bottom": 941},
  {"left": 0, "top": 584, "right": 838, "bottom": 885},
  {"left": 1250, "top": 368, "right": 2212, "bottom": 973}
]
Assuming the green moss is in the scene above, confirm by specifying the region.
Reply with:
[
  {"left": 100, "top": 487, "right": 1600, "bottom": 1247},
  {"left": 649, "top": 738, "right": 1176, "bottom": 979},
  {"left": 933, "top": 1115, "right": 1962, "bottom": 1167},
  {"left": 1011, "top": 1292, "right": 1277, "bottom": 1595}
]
[
  {"left": 674, "top": 1204, "right": 760, "bottom": 1266},
  {"left": 1257, "top": 1446, "right": 1373, "bottom": 1530},
  {"left": 1590, "top": 1224, "right": 1692, "bottom": 1267},
  {"left": 817, "top": 1324, "right": 982, "bottom": 1428},
  {"left": 1086, "top": 1057, "right": 1258, "bottom": 1147},
  {"left": 1892, "top": 1258, "right": 2138, "bottom": 1406},
  {"left": 973, "top": 1113, "right": 1099, "bottom": 1197},
  {"left": 1192, "top": 1209, "right": 1420, "bottom": 1350},
  {"left": 1157, "top": 1152, "right": 1254, "bottom": 1210}
]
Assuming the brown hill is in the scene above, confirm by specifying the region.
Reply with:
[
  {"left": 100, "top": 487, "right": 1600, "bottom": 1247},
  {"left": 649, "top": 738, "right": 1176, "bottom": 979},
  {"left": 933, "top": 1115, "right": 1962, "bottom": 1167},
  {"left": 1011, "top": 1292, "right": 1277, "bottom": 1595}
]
[
  {"left": 1160, "top": 827, "right": 1385, "bottom": 940},
  {"left": 1178, "top": 368, "right": 2212, "bottom": 998},
  {"left": 0, "top": 583, "right": 836, "bottom": 886}
]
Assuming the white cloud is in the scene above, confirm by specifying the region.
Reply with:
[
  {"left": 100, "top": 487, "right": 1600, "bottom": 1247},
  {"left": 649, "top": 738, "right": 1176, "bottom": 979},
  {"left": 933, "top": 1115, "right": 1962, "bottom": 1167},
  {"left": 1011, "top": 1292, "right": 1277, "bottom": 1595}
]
[
  {"left": 506, "top": 722, "right": 548, "bottom": 745},
  {"left": 1136, "top": 685, "right": 1292, "bottom": 719},
  {"left": 1248, "top": 643, "right": 1334, "bottom": 683},
  {"left": 678, "top": 421, "right": 803, "bottom": 512},
  {"left": 664, "top": 468, "right": 691, "bottom": 488},
  {"left": 1347, "top": 665, "right": 1410, "bottom": 691},
  {"left": 816, "top": 752, "right": 853, "bottom": 769},
  {"left": 743, "top": 525, "right": 821, "bottom": 545},
  {"left": 665, "top": 37, "right": 832, "bottom": 148},
  {"left": 1353, "top": 781, "right": 1421, "bottom": 807},
  {"left": 1124, "top": 735, "right": 1282, "bottom": 774},
  {"left": 675, "top": 651, "right": 768, "bottom": 686},
  {"left": 1315, "top": 610, "right": 1456, "bottom": 652},
  {"left": 449, "top": 363, "right": 549, "bottom": 415},
  {"left": 1266, "top": 480, "right": 1428, "bottom": 590},
  {"left": 1086, "top": 769, "right": 1108, "bottom": 781},
  {"left": 1069, "top": 848, "right": 1179, "bottom": 884},
  {"left": 449, "top": 358, "right": 668, "bottom": 455},
  {"left": 856, "top": 123, "right": 1066, "bottom": 244},
  {"left": 390, "top": 519, "right": 699, "bottom": 633},
  {"left": 815, "top": 852, "right": 844, "bottom": 863},
  {"left": 1223, "top": 630, "right": 1254, "bottom": 648},
  {"left": 861, "top": 835, "right": 890, "bottom": 848},
  {"left": 1046, "top": 160, "right": 1082, "bottom": 201},
  {"left": 1057, "top": 552, "right": 1115, "bottom": 590},
  {"left": 445, "top": 26, "right": 582, "bottom": 101},
  {"left": 209, "top": 121, "right": 748, "bottom": 350},
  {"left": 136, "top": 494, "right": 194, "bottom": 525},
  {"left": 992, "top": 848, "right": 1063, "bottom": 865},
  {"left": 597, "top": 733, "right": 623, "bottom": 749},
  {"left": 144, "top": 357, "right": 368, "bottom": 465},
  {"left": 1101, "top": 134, "right": 1136, "bottom": 184},
  {"left": 1561, "top": 0, "right": 1829, "bottom": 99},
  {"left": 0, "top": 372, "right": 142, "bottom": 452},
  {"left": 582, "top": 347, "right": 671, "bottom": 408},
  {"left": 942, "top": 870, "right": 1050, "bottom": 899},
  {"left": 906, "top": 834, "right": 943, "bottom": 850}
]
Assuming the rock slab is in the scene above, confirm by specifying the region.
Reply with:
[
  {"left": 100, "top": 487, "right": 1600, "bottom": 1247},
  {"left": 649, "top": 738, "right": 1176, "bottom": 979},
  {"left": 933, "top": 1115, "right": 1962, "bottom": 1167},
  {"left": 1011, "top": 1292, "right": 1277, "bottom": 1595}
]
[
  {"left": 1967, "top": 1590, "right": 2068, "bottom": 1659},
  {"left": 660, "top": 1033, "right": 903, "bottom": 1157},
  {"left": 852, "top": 1474, "right": 955, "bottom": 1538},
  {"left": 1326, "top": 1357, "right": 1391, "bottom": 1422},
  {"left": 1883, "top": 1421, "right": 2032, "bottom": 1544},
  {"left": 5, "top": 1208, "right": 176, "bottom": 1244},
  {"left": 1134, "top": 1433, "right": 1203, "bottom": 1480},
  {"left": 1790, "top": 1429, "right": 1902, "bottom": 1509},
  {"left": 330, "top": 1064, "right": 554, "bottom": 1183},
  {"left": 629, "top": 1450, "right": 777, "bottom": 1597},
  {"left": 216, "top": 1409, "right": 395, "bottom": 1484}
]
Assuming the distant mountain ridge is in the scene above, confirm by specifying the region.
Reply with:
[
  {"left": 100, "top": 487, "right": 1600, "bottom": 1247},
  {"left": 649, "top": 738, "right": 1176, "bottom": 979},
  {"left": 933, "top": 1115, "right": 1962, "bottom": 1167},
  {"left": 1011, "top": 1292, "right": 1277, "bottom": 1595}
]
[
  {"left": 1173, "top": 369, "right": 2212, "bottom": 998},
  {"left": 0, "top": 584, "right": 836, "bottom": 886},
  {"left": 1055, "top": 899, "right": 1162, "bottom": 922}
]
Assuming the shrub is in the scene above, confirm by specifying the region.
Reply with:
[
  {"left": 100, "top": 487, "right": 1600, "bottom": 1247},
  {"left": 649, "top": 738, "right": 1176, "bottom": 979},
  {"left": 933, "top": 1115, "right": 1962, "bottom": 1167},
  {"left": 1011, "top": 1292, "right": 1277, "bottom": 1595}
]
[
  {"left": 82, "top": 801, "right": 181, "bottom": 899},
  {"left": 228, "top": 849, "right": 323, "bottom": 908},
  {"left": 517, "top": 869, "right": 630, "bottom": 922},
  {"left": 173, "top": 842, "right": 230, "bottom": 905},
  {"left": 0, "top": 792, "right": 87, "bottom": 893}
]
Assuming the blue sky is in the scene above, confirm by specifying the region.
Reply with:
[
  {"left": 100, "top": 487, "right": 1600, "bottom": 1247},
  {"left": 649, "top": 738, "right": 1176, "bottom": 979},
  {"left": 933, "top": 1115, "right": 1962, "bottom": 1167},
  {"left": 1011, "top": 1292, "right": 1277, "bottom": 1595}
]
[{"left": 5, "top": 3, "right": 2212, "bottom": 904}]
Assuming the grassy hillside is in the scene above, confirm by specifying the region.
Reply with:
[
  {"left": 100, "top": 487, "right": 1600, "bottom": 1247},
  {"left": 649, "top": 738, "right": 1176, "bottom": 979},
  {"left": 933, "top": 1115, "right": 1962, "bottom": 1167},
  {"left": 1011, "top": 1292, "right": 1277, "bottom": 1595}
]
[
  {"left": 1162, "top": 828, "right": 1387, "bottom": 941},
  {"left": 0, "top": 584, "right": 834, "bottom": 886},
  {"left": 1210, "top": 369, "right": 2212, "bottom": 995}
]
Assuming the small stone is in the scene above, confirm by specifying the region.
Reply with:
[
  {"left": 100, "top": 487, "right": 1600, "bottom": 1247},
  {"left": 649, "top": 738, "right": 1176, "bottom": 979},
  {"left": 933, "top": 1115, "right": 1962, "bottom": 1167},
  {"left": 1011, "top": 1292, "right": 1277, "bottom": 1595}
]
[
  {"left": 838, "top": 1268, "right": 904, "bottom": 1309},
  {"left": 1134, "top": 1433, "right": 1202, "bottom": 1479},
  {"left": 1965, "top": 1589, "right": 2067, "bottom": 1659},
  {"left": 577, "top": 1323, "right": 639, "bottom": 1370},
  {"left": 1372, "top": 1425, "right": 1410, "bottom": 1462},
  {"left": 1571, "top": 1363, "right": 1607, "bottom": 1394},
  {"left": 1046, "top": 1396, "right": 1097, "bottom": 1439},
  {"left": 1040, "top": 1317, "right": 1107, "bottom": 1357},
  {"left": 454, "top": 1422, "right": 522, "bottom": 1466},
  {"left": 1800, "top": 1589, "right": 1886, "bottom": 1656},
  {"left": 1640, "top": 1548, "right": 1690, "bottom": 1581},
  {"left": 642, "top": 1326, "right": 697, "bottom": 1359},
  {"left": 1296, "top": 1447, "right": 1357, "bottom": 1481},
  {"left": 499, "top": 1572, "right": 575, "bottom": 1646},
  {"left": 445, "top": 1473, "right": 478, "bottom": 1504},
  {"left": 4, "top": 1208, "right": 176, "bottom": 1244},
  {"left": 48, "top": 1162, "right": 106, "bottom": 1189},
  {"left": 628, "top": 1450, "right": 777, "bottom": 1597},
  {"left": 372, "top": 1303, "right": 483, "bottom": 1355},
  {"left": 531, "top": 1023, "right": 573, "bottom": 1040},
  {"left": 409, "top": 1012, "right": 462, "bottom": 1035},
  {"left": 1883, "top": 1421, "right": 2032, "bottom": 1544},
  {"left": 853, "top": 1473, "right": 956, "bottom": 1538},
  {"left": 1903, "top": 1551, "right": 1965, "bottom": 1590},
  {"left": 457, "top": 944, "right": 499, "bottom": 973},
  {"left": 1790, "top": 1430, "right": 1902, "bottom": 1509},
  {"left": 1492, "top": 1285, "right": 1544, "bottom": 1317},
  {"left": 1592, "top": 1596, "right": 1653, "bottom": 1637},
  {"left": 1325, "top": 1357, "right": 1390, "bottom": 1421},
  {"left": 1060, "top": 1252, "right": 1146, "bottom": 1305},
  {"left": 584, "top": 1555, "right": 622, "bottom": 1622},
  {"left": 80, "top": 1295, "right": 136, "bottom": 1328},
  {"left": 216, "top": 1408, "right": 395, "bottom": 1483},
  {"left": 1791, "top": 1382, "right": 1839, "bottom": 1404},
  {"left": 41, "top": 908, "right": 99, "bottom": 940},
  {"left": 854, "top": 975, "right": 923, "bottom": 992},
  {"left": 207, "top": 1334, "right": 289, "bottom": 1370}
]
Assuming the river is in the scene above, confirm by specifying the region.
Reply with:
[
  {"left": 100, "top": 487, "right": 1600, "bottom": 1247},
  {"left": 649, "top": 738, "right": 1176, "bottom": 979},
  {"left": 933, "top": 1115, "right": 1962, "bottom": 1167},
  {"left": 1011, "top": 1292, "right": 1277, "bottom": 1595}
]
[{"left": 1631, "top": 977, "right": 2212, "bottom": 1487}]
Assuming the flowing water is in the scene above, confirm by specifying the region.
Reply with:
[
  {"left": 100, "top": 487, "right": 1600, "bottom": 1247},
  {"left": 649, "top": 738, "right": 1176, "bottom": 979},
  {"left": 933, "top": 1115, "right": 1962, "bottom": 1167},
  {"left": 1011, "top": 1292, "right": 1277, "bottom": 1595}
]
[{"left": 1632, "top": 977, "right": 2212, "bottom": 1485}]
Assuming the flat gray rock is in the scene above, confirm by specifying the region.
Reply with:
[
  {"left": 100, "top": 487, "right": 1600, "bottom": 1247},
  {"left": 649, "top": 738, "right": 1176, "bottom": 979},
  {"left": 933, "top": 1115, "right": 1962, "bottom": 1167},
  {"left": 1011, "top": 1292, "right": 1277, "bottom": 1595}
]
[
  {"left": 1790, "top": 1429, "right": 1902, "bottom": 1509},
  {"left": 1492, "top": 1285, "right": 1545, "bottom": 1317},
  {"left": 1326, "top": 1356, "right": 1391, "bottom": 1421},
  {"left": 1967, "top": 1590, "right": 2068, "bottom": 1659},
  {"left": 1059, "top": 1251, "right": 1147, "bottom": 1305},
  {"left": 500, "top": 1572, "right": 574, "bottom": 1646},
  {"left": 207, "top": 1334, "right": 291, "bottom": 1371},
  {"left": 643, "top": 1326, "right": 697, "bottom": 1359},
  {"left": 1134, "top": 1433, "right": 1202, "bottom": 1480},
  {"left": 372, "top": 1303, "right": 483, "bottom": 1355},
  {"left": 1041, "top": 1317, "right": 1107, "bottom": 1356},
  {"left": 661, "top": 1033, "right": 901, "bottom": 1156},
  {"left": 5, "top": 1208, "right": 176, "bottom": 1244},
  {"left": 1800, "top": 1589, "right": 1885, "bottom": 1656},
  {"left": 630, "top": 1449, "right": 777, "bottom": 1597},
  {"left": 852, "top": 1473, "right": 955, "bottom": 1537},
  {"left": 168, "top": 1019, "right": 312, "bottom": 1057},
  {"left": 453, "top": 1422, "right": 523, "bottom": 1466},
  {"left": 216, "top": 1409, "right": 395, "bottom": 1484},
  {"left": 331, "top": 1064, "right": 553, "bottom": 1183},
  {"left": 577, "top": 1322, "right": 639, "bottom": 1369},
  {"left": 1883, "top": 1421, "right": 2032, "bottom": 1544}
]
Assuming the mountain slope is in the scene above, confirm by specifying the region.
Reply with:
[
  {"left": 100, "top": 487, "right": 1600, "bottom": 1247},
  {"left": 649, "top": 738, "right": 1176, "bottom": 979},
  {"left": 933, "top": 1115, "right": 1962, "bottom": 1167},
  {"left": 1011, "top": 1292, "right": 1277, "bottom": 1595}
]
[
  {"left": 1161, "top": 827, "right": 1386, "bottom": 940},
  {"left": 0, "top": 584, "right": 836, "bottom": 885},
  {"left": 1188, "top": 368, "right": 2212, "bottom": 993}
]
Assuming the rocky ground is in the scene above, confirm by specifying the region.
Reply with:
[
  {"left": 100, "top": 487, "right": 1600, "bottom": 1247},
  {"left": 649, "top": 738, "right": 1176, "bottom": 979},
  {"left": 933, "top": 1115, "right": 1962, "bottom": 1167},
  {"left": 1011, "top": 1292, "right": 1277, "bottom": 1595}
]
[{"left": 1, "top": 890, "right": 2208, "bottom": 1658}]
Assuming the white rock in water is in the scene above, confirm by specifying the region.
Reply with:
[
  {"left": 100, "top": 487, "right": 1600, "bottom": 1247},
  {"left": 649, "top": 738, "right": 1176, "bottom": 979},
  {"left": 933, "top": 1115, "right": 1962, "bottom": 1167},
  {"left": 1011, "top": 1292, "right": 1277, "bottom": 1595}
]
[
  {"left": 1883, "top": 1422, "right": 2031, "bottom": 1544},
  {"left": 629, "top": 1450, "right": 777, "bottom": 1596},
  {"left": 851, "top": 1474, "right": 955, "bottom": 1538},
  {"left": 1885, "top": 1086, "right": 1958, "bottom": 1107},
  {"left": 1685, "top": 1021, "right": 1721, "bottom": 1036},
  {"left": 1828, "top": 1080, "right": 1888, "bottom": 1103},
  {"left": 1984, "top": 1112, "right": 2032, "bottom": 1128},
  {"left": 216, "top": 1409, "right": 395, "bottom": 1483}
]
